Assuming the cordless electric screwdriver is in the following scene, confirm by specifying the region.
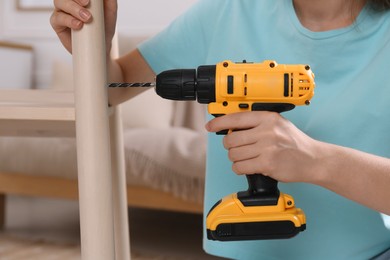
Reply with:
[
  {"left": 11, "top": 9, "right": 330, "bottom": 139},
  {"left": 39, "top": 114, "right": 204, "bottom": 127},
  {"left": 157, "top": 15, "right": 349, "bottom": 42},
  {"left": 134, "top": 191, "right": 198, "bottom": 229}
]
[{"left": 109, "top": 59, "right": 315, "bottom": 241}]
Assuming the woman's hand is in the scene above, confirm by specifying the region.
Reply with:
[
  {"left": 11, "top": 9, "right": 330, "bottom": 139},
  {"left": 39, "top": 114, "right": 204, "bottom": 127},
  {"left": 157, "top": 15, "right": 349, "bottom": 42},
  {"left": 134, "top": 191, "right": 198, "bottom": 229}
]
[
  {"left": 206, "top": 111, "right": 390, "bottom": 214},
  {"left": 50, "top": 0, "right": 117, "bottom": 54},
  {"left": 206, "top": 111, "right": 322, "bottom": 184}
]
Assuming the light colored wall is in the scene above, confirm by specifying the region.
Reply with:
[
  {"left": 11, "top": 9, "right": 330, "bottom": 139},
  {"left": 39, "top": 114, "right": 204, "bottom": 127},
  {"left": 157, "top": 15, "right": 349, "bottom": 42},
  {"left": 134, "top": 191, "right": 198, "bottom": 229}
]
[{"left": 0, "top": 0, "right": 197, "bottom": 88}]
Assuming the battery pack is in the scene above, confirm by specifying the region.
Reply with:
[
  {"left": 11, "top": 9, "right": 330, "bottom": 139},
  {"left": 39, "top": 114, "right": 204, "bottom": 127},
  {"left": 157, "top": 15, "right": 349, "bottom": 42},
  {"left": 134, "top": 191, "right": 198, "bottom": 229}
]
[{"left": 207, "top": 220, "right": 306, "bottom": 241}]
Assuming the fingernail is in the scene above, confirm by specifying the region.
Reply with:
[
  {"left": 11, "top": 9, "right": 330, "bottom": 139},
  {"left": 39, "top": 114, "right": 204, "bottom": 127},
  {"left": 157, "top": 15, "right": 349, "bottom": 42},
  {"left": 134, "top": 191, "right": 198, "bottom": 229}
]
[
  {"left": 79, "top": 9, "right": 91, "bottom": 21},
  {"left": 205, "top": 122, "right": 211, "bottom": 131},
  {"left": 79, "top": 0, "right": 89, "bottom": 6},
  {"left": 72, "top": 19, "right": 82, "bottom": 28}
]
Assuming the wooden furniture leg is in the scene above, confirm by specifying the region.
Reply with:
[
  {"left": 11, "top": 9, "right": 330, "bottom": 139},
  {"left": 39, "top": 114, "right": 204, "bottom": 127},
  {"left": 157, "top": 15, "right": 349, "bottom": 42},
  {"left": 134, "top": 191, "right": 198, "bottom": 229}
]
[
  {"left": 110, "top": 106, "right": 131, "bottom": 260},
  {"left": 110, "top": 32, "right": 131, "bottom": 260},
  {"left": 72, "top": 0, "right": 116, "bottom": 258}
]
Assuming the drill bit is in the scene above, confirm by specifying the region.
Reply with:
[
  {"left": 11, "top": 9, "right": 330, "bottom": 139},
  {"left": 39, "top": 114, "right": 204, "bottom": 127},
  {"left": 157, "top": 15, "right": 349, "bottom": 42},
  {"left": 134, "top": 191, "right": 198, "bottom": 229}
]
[{"left": 108, "top": 82, "right": 155, "bottom": 88}]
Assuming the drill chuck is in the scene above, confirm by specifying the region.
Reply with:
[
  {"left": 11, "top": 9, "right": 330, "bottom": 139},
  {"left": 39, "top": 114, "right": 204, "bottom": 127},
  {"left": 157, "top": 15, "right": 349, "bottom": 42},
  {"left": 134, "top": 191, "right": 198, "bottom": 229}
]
[
  {"left": 156, "top": 69, "right": 196, "bottom": 100},
  {"left": 155, "top": 66, "right": 216, "bottom": 104}
]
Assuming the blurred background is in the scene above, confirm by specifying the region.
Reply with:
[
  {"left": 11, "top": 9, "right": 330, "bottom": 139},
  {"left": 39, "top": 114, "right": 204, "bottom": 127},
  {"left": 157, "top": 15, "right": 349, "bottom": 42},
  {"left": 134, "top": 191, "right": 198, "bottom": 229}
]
[
  {"left": 0, "top": 0, "right": 224, "bottom": 259},
  {"left": 0, "top": 0, "right": 197, "bottom": 89}
]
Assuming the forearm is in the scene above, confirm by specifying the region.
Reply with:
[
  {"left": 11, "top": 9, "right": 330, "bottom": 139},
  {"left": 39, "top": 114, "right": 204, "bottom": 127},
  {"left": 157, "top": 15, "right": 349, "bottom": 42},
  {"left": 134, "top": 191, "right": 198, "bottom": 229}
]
[
  {"left": 107, "top": 49, "right": 156, "bottom": 106},
  {"left": 312, "top": 141, "right": 390, "bottom": 215},
  {"left": 107, "top": 57, "right": 124, "bottom": 83}
]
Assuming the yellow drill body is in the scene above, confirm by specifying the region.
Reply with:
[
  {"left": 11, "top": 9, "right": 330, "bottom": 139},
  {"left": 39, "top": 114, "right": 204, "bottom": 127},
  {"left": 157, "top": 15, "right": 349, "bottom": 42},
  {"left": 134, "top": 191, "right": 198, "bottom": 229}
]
[
  {"left": 204, "top": 60, "right": 315, "bottom": 241},
  {"left": 208, "top": 60, "right": 315, "bottom": 115},
  {"left": 111, "top": 59, "right": 315, "bottom": 241}
]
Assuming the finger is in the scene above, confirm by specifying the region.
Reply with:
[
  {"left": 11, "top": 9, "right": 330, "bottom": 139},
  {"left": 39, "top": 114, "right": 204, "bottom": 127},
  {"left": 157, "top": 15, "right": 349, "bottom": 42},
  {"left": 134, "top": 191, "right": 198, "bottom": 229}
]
[
  {"left": 228, "top": 145, "right": 260, "bottom": 163},
  {"left": 232, "top": 158, "right": 263, "bottom": 175},
  {"left": 54, "top": 0, "right": 92, "bottom": 23},
  {"left": 206, "top": 111, "right": 275, "bottom": 133},
  {"left": 54, "top": 0, "right": 90, "bottom": 9},
  {"left": 231, "top": 146, "right": 277, "bottom": 175},
  {"left": 51, "top": 10, "right": 83, "bottom": 32},
  {"left": 223, "top": 128, "right": 258, "bottom": 149},
  {"left": 206, "top": 112, "right": 256, "bottom": 133}
]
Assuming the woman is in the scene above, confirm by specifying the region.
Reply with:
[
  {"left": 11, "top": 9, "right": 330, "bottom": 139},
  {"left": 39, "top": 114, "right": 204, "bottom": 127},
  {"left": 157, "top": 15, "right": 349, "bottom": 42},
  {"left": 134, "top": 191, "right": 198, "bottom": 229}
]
[{"left": 51, "top": 0, "right": 390, "bottom": 259}]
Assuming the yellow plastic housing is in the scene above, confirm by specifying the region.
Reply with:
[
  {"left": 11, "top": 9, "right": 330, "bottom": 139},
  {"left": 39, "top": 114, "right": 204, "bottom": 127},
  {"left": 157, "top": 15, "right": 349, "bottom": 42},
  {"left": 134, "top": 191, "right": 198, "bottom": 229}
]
[
  {"left": 206, "top": 192, "right": 306, "bottom": 232},
  {"left": 207, "top": 60, "right": 315, "bottom": 114}
]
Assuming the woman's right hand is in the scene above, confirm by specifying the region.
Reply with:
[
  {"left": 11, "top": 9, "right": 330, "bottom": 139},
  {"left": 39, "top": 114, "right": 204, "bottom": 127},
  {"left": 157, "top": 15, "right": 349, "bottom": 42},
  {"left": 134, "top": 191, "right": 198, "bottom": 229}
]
[{"left": 50, "top": 0, "right": 117, "bottom": 54}]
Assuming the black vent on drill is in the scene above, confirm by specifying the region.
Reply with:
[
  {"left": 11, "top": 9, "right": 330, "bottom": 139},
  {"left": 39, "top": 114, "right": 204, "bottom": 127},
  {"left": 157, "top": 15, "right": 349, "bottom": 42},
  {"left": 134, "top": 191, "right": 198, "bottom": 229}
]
[
  {"left": 156, "top": 69, "right": 196, "bottom": 100},
  {"left": 196, "top": 65, "right": 216, "bottom": 104}
]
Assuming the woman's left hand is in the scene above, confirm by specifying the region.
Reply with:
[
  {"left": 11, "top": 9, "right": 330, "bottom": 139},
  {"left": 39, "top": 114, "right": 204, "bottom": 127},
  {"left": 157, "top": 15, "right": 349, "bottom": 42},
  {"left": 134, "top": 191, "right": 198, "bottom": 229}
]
[{"left": 205, "top": 111, "right": 321, "bottom": 183}]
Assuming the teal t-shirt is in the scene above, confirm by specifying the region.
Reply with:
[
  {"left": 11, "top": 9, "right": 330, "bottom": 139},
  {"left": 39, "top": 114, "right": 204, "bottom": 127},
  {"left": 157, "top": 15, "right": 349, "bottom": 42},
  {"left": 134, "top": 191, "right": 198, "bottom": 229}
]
[{"left": 138, "top": 0, "right": 390, "bottom": 259}]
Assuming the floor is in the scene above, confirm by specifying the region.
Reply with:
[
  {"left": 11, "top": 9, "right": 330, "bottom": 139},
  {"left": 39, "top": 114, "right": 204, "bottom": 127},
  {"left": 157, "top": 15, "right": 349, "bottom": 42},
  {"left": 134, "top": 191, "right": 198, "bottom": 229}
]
[{"left": 2, "top": 195, "right": 224, "bottom": 259}]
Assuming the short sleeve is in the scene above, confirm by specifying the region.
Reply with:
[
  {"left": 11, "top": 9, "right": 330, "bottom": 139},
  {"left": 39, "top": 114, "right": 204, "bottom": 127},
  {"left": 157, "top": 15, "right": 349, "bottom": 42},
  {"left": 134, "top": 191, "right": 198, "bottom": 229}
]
[{"left": 137, "top": 0, "right": 223, "bottom": 73}]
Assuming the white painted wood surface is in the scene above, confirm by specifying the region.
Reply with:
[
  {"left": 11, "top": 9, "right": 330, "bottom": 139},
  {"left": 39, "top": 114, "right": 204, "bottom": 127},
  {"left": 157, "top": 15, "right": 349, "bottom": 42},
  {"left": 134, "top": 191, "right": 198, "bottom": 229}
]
[
  {"left": 110, "top": 33, "right": 131, "bottom": 260},
  {"left": 71, "top": 0, "right": 116, "bottom": 258},
  {"left": 110, "top": 106, "right": 131, "bottom": 260},
  {"left": 0, "top": 89, "right": 75, "bottom": 137}
]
